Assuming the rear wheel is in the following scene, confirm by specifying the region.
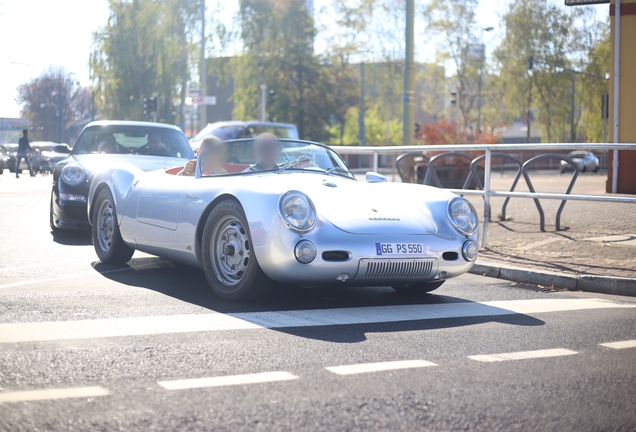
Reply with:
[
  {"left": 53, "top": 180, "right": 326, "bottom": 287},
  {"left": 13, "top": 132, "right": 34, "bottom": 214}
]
[
  {"left": 202, "top": 199, "right": 272, "bottom": 301},
  {"left": 92, "top": 188, "right": 134, "bottom": 263},
  {"left": 391, "top": 280, "right": 445, "bottom": 294}
]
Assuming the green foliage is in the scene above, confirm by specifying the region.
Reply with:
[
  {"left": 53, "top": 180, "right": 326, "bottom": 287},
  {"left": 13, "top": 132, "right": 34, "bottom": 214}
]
[
  {"left": 91, "top": 0, "right": 200, "bottom": 123},
  {"left": 580, "top": 30, "right": 610, "bottom": 143},
  {"left": 330, "top": 104, "right": 402, "bottom": 145}
]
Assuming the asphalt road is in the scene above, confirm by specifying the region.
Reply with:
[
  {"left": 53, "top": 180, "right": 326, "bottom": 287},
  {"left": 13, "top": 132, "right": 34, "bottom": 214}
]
[{"left": 1, "top": 175, "right": 635, "bottom": 431}]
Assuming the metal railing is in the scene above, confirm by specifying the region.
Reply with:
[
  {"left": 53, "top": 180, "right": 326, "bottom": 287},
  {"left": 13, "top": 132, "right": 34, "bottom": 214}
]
[{"left": 330, "top": 143, "right": 636, "bottom": 248}]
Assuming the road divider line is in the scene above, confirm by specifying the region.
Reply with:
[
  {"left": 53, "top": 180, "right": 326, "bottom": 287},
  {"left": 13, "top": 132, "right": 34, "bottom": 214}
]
[
  {"left": 468, "top": 348, "right": 578, "bottom": 363},
  {"left": 0, "top": 386, "right": 109, "bottom": 403},
  {"left": 158, "top": 371, "right": 298, "bottom": 390},
  {"left": 326, "top": 360, "right": 437, "bottom": 375},
  {"left": 0, "top": 267, "right": 133, "bottom": 290},
  {"left": 0, "top": 298, "right": 633, "bottom": 343},
  {"left": 599, "top": 340, "right": 636, "bottom": 349}
]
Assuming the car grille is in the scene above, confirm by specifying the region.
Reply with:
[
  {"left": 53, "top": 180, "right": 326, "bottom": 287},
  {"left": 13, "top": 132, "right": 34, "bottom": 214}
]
[
  {"left": 64, "top": 204, "right": 88, "bottom": 221},
  {"left": 356, "top": 259, "right": 438, "bottom": 280}
]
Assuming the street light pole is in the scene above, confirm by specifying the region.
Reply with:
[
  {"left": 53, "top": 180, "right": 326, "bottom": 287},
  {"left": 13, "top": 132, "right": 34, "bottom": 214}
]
[
  {"left": 403, "top": 0, "right": 415, "bottom": 146},
  {"left": 198, "top": 0, "right": 207, "bottom": 134},
  {"left": 477, "top": 26, "right": 494, "bottom": 135}
]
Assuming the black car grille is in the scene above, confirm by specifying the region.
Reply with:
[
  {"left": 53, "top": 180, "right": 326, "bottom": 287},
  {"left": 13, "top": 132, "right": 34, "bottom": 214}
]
[{"left": 64, "top": 204, "right": 88, "bottom": 221}]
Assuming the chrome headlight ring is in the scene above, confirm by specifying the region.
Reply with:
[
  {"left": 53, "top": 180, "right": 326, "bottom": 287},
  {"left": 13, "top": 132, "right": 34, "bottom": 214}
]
[
  {"left": 278, "top": 190, "right": 317, "bottom": 233},
  {"left": 447, "top": 197, "right": 478, "bottom": 236},
  {"left": 60, "top": 164, "right": 86, "bottom": 186}
]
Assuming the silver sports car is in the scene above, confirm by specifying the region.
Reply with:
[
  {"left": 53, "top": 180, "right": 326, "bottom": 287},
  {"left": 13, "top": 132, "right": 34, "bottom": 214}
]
[{"left": 88, "top": 138, "right": 479, "bottom": 301}]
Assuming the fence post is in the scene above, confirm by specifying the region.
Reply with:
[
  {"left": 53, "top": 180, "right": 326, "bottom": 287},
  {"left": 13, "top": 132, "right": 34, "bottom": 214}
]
[
  {"left": 481, "top": 147, "right": 491, "bottom": 248},
  {"left": 372, "top": 151, "right": 379, "bottom": 173}
]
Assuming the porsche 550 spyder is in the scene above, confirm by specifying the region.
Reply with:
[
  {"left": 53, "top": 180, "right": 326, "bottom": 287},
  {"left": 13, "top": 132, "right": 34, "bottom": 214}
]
[{"left": 87, "top": 137, "right": 479, "bottom": 301}]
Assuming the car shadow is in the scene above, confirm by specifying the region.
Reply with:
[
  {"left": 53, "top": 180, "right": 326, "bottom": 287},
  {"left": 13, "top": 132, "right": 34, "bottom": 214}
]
[
  {"left": 92, "top": 256, "right": 545, "bottom": 343},
  {"left": 51, "top": 229, "right": 92, "bottom": 246}
]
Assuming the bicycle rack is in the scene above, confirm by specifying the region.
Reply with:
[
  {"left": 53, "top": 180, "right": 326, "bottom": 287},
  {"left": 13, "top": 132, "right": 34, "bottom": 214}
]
[
  {"left": 470, "top": 153, "right": 523, "bottom": 221},
  {"left": 423, "top": 152, "right": 475, "bottom": 188},
  {"left": 521, "top": 154, "right": 580, "bottom": 231},
  {"left": 395, "top": 152, "right": 430, "bottom": 184}
]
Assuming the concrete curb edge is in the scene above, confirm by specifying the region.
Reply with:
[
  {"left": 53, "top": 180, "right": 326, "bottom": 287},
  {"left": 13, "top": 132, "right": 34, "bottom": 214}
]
[{"left": 470, "top": 261, "right": 636, "bottom": 297}]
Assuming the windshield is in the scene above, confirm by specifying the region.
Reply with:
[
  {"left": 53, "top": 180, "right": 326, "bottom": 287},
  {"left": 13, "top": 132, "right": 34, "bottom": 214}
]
[
  {"left": 72, "top": 125, "right": 194, "bottom": 159},
  {"left": 197, "top": 138, "right": 354, "bottom": 179},
  {"left": 193, "top": 123, "right": 299, "bottom": 144}
]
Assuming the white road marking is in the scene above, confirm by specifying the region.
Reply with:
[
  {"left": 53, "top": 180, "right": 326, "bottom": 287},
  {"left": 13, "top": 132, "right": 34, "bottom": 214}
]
[
  {"left": 0, "top": 260, "right": 78, "bottom": 273},
  {"left": 0, "top": 298, "right": 633, "bottom": 344},
  {"left": 468, "top": 348, "right": 578, "bottom": 362},
  {"left": 326, "top": 360, "right": 437, "bottom": 375},
  {"left": 158, "top": 371, "right": 298, "bottom": 390},
  {"left": 0, "top": 386, "right": 109, "bottom": 403},
  {"left": 599, "top": 340, "right": 636, "bottom": 349},
  {"left": 0, "top": 267, "right": 133, "bottom": 290}
]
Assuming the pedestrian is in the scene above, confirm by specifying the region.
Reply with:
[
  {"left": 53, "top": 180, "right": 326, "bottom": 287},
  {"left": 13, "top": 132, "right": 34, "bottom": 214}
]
[{"left": 16, "top": 129, "right": 34, "bottom": 178}]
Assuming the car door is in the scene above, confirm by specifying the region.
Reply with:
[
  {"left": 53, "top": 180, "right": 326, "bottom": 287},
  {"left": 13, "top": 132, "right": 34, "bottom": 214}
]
[{"left": 136, "top": 174, "right": 185, "bottom": 230}]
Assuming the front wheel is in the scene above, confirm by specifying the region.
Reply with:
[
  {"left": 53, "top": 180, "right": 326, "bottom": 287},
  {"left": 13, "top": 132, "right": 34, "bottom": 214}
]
[
  {"left": 391, "top": 280, "right": 445, "bottom": 294},
  {"left": 92, "top": 188, "right": 134, "bottom": 263},
  {"left": 202, "top": 199, "right": 272, "bottom": 301}
]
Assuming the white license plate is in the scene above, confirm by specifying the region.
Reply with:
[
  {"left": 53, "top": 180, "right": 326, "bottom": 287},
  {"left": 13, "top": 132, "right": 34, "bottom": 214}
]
[{"left": 375, "top": 243, "right": 426, "bottom": 256}]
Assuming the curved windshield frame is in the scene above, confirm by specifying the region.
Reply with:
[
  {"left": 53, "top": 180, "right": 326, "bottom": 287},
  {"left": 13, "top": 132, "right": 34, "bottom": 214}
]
[
  {"left": 72, "top": 125, "right": 194, "bottom": 159},
  {"left": 196, "top": 138, "right": 354, "bottom": 180}
]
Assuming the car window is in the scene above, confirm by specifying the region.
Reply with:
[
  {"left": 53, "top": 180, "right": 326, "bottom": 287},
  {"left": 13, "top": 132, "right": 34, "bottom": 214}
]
[{"left": 73, "top": 125, "right": 194, "bottom": 159}]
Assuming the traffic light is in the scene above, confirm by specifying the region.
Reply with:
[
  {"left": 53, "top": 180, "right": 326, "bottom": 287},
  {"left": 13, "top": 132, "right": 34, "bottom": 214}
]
[
  {"left": 143, "top": 97, "right": 149, "bottom": 115},
  {"left": 267, "top": 89, "right": 275, "bottom": 105},
  {"left": 148, "top": 97, "right": 157, "bottom": 113},
  {"left": 414, "top": 122, "right": 422, "bottom": 134},
  {"left": 528, "top": 56, "right": 534, "bottom": 70},
  {"left": 450, "top": 92, "right": 457, "bottom": 105}
]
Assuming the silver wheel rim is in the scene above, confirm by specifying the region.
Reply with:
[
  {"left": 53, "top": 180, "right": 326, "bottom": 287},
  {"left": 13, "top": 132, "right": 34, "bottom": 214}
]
[
  {"left": 210, "top": 214, "right": 250, "bottom": 287},
  {"left": 97, "top": 198, "right": 115, "bottom": 252}
]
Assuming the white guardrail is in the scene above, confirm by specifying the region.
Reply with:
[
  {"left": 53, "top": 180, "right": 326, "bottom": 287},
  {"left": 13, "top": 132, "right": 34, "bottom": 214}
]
[{"left": 330, "top": 143, "right": 636, "bottom": 247}]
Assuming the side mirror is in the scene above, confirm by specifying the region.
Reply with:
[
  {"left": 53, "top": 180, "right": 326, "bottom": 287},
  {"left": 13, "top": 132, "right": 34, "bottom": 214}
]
[{"left": 366, "top": 172, "right": 387, "bottom": 183}]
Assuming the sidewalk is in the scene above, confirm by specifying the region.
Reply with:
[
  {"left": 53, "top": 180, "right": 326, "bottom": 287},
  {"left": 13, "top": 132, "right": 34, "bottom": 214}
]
[{"left": 463, "top": 172, "right": 636, "bottom": 288}]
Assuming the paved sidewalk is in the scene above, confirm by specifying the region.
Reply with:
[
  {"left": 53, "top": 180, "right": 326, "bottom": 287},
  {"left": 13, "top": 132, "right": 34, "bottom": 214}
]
[{"left": 464, "top": 172, "right": 636, "bottom": 280}]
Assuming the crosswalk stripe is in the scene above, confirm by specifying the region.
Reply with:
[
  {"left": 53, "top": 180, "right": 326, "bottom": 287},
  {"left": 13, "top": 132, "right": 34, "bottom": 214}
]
[
  {"left": 158, "top": 371, "right": 298, "bottom": 390},
  {"left": 0, "top": 298, "right": 633, "bottom": 344},
  {"left": 468, "top": 348, "right": 578, "bottom": 362},
  {"left": 599, "top": 340, "right": 636, "bottom": 349},
  {"left": 326, "top": 360, "right": 437, "bottom": 375},
  {"left": 0, "top": 386, "right": 109, "bottom": 403}
]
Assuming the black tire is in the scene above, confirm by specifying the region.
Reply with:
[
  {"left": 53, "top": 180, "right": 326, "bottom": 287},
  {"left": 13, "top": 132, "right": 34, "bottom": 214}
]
[
  {"left": 202, "top": 199, "right": 272, "bottom": 301},
  {"left": 50, "top": 193, "right": 60, "bottom": 234},
  {"left": 582, "top": 166, "right": 587, "bottom": 173},
  {"left": 593, "top": 166, "right": 599, "bottom": 173},
  {"left": 91, "top": 188, "right": 134, "bottom": 264},
  {"left": 391, "top": 280, "right": 445, "bottom": 294}
]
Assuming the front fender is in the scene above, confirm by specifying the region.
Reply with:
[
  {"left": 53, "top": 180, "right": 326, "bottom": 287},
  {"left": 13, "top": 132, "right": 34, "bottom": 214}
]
[{"left": 88, "top": 164, "right": 144, "bottom": 226}]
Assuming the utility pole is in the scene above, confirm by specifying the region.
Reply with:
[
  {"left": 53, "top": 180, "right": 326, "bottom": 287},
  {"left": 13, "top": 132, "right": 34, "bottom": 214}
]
[
  {"left": 260, "top": 84, "right": 267, "bottom": 122},
  {"left": 570, "top": 76, "right": 576, "bottom": 142},
  {"left": 403, "top": 0, "right": 415, "bottom": 146},
  {"left": 198, "top": 0, "right": 207, "bottom": 133},
  {"left": 358, "top": 62, "right": 365, "bottom": 146},
  {"left": 477, "top": 27, "right": 494, "bottom": 135}
]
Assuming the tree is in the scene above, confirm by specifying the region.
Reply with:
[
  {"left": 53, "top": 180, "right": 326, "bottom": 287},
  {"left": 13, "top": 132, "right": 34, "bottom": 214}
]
[
  {"left": 424, "top": 0, "right": 481, "bottom": 133},
  {"left": 17, "top": 67, "right": 83, "bottom": 142},
  {"left": 234, "top": 0, "right": 333, "bottom": 141},
  {"left": 90, "top": 0, "right": 200, "bottom": 123}
]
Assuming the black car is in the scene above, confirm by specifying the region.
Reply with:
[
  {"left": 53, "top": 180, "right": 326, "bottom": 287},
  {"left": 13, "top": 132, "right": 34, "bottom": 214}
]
[{"left": 50, "top": 121, "right": 194, "bottom": 231}]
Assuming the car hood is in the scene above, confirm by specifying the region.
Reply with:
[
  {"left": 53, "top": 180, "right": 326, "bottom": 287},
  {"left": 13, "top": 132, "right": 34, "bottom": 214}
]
[
  {"left": 235, "top": 173, "right": 440, "bottom": 235},
  {"left": 69, "top": 154, "right": 188, "bottom": 174}
]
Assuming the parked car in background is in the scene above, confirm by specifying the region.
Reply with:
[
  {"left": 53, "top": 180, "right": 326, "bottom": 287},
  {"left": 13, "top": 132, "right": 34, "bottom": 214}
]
[
  {"left": 3, "top": 143, "right": 29, "bottom": 173},
  {"left": 190, "top": 121, "right": 299, "bottom": 153},
  {"left": 0, "top": 146, "right": 6, "bottom": 174},
  {"left": 50, "top": 121, "right": 194, "bottom": 232},
  {"left": 30, "top": 141, "right": 71, "bottom": 174},
  {"left": 561, "top": 151, "right": 599, "bottom": 173}
]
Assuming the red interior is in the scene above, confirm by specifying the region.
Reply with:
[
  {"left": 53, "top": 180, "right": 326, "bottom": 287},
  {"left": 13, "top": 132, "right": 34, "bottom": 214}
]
[{"left": 164, "top": 163, "right": 250, "bottom": 175}]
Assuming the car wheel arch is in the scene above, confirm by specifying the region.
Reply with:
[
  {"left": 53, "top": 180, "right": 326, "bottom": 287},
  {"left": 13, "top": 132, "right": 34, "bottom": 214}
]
[
  {"left": 88, "top": 182, "right": 114, "bottom": 226},
  {"left": 195, "top": 193, "right": 245, "bottom": 266}
]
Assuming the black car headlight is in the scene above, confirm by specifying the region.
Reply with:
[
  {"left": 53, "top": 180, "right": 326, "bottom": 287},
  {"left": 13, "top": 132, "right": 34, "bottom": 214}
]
[
  {"left": 448, "top": 197, "right": 478, "bottom": 236},
  {"left": 278, "top": 191, "right": 317, "bottom": 233},
  {"left": 60, "top": 164, "right": 86, "bottom": 186}
]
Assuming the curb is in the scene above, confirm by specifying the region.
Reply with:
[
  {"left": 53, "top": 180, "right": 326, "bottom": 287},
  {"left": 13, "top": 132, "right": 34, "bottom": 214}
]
[{"left": 470, "top": 262, "right": 636, "bottom": 297}]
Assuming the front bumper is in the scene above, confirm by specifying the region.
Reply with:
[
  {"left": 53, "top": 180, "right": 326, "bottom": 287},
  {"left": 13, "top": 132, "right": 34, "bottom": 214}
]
[
  {"left": 255, "top": 220, "right": 477, "bottom": 286},
  {"left": 51, "top": 190, "right": 90, "bottom": 230}
]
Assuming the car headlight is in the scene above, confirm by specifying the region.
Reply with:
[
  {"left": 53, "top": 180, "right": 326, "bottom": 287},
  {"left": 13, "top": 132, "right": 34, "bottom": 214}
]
[
  {"left": 448, "top": 197, "right": 478, "bottom": 236},
  {"left": 60, "top": 164, "right": 86, "bottom": 186},
  {"left": 278, "top": 190, "right": 317, "bottom": 233}
]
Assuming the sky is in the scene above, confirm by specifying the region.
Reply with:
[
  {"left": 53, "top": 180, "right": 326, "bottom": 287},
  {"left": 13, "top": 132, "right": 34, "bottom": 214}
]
[{"left": 0, "top": 0, "right": 607, "bottom": 119}]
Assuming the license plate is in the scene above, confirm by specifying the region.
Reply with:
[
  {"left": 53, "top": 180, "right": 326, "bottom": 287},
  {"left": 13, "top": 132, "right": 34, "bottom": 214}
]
[{"left": 375, "top": 243, "right": 426, "bottom": 256}]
